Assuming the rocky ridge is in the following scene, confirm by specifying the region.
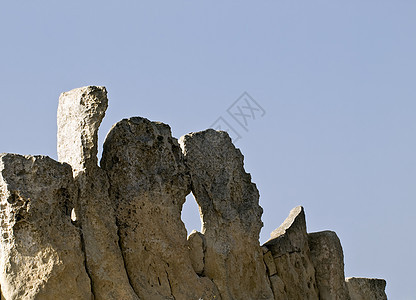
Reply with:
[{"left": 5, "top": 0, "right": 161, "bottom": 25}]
[{"left": 0, "top": 86, "right": 387, "bottom": 300}]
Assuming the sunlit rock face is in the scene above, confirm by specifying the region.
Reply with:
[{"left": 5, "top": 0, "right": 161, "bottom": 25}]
[
  {"left": 101, "top": 117, "right": 219, "bottom": 300},
  {"left": 0, "top": 154, "right": 91, "bottom": 300},
  {"left": 179, "top": 129, "right": 274, "bottom": 300},
  {"left": 0, "top": 86, "right": 387, "bottom": 300}
]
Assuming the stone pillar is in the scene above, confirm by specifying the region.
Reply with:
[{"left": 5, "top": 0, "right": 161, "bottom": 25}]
[
  {"left": 308, "top": 231, "right": 350, "bottom": 300},
  {"left": 180, "top": 129, "right": 274, "bottom": 300},
  {"left": 57, "top": 86, "right": 138, "bottom": 300}
]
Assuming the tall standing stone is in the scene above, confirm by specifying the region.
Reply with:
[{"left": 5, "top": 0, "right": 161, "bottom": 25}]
[
  {"left": 101, "top": 117, "right": 219, "bottom": 300},
  {"left": 308, "top": 231, "right": 350, "bottom": 300},
  {"left": 0, "top": 154, "right": 91, "bottom": 300},
  {"left": 57, "top": 86, "right": 138, "bottom": 300},
  {"left": 179, "top": 129, "right": 274, "bottom": 300}
]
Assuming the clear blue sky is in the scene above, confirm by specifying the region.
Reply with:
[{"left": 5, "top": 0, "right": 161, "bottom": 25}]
[{"left": 1, "top": 1, "right": 415, "bottom": 298}]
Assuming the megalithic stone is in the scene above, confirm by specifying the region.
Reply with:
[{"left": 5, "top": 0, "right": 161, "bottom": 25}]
[
  {"left": 308, "top": 231, "right": 351, "bottom": 300},
  {"left": 179, "top": 129, "right": 274, "bottom": 300},
  {"left": 264, "top": 206, "right": 319, "bottom": 300},
  {"left": 101, "top": 117, "right": 220, "bottom": 300},
  {"left": 0, "top": 154, "right": 91, "bottom": 300},
  {"left": 57, "top": 86, "right": 138, "bottom": 300},
  {"left": 345, "top": 277, "right": 387, "bottom": 300}
]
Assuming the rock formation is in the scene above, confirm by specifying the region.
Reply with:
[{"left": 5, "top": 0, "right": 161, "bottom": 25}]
[
  {"left": 309, "top": 231, "right": 350, "bottom": 300},
  {"left": 100, "top": 117, "right": 219, "bottom": 299},
  {"left": 0, "top": 154, "right": 91, "bottom": 300},
  {"left": 263, "top": 206, "right": 319, "bottom": 299},
  {"left": 57, "top": 86, "right": 138, "bottom": 300},
  {"left": 179, "top": 130, "right": 274, "bottom": 300},
  {"left": 346, "top": 278, "right": 387, "bottom": 300},
  {"left": 0, "top": 86, "right": 387, "bottom": 300}
]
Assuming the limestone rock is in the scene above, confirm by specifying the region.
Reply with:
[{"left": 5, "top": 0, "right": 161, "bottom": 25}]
[
  {"left": 101, "top": 117, "right": 220, "bottom": 300},
  {"left": 57, "top": 86, "right": 108, "bottom": 173},
  {"left": 0, "top": 154, "right": 91, "bottom": 300},
  {"left": 265, "top": 206, "right": 308, "bottom": 255},
  {"left": 346, "top": 277, "right": 387, "bottom": 300},
  {"left": 179, "top": 129, "right": 274, "bottom": 300},
  {"left": 0, "top": 85, "right": 388, "bottom": 300},
  {"left": 263, "top": 250, "right": 277, "bottom": 277},
  {"left": 57, "top": 86, "right": 138, "bottom": 300},
  {"left": 269, "top": 275, "right": 287, "bottom": 300},
  {"left": 188, "top": 230, "right": 205, "bottom": 275},
  {"left": 308, "top": 231, "right": 350, "bottom": 300},
  {"left": 264, "top": 206, "right": 319, "bottom": 300}
]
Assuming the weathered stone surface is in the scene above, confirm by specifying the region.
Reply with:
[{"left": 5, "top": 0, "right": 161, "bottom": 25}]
[
  {"left": 180, "top": 129, "right": 273, "bottom": 300},
  {"left": 266, "top": 206, "right": 308, "bottom": 255},
  {"left": 101, "top": 117, "right": 219, "bottom": 300},
  {"left": 269, "top": 275, "right": 287, "bottom": 300},
  {"left": 57, "top": 86, "right": 138, "bottom": 300},
  {"left": 0, "top": 154, "right": 91, "bottom": 300},
  {"left": 57, "top": 86, "right": 108, "bottom": 173},
  {"left": 263, "top": 250, "right": 277, "bottom": 277},
  {"left": 0, "top": 86, "right": 388, "bottom": 300},
  {"left": 346, "top": 277, "right": 387, "bottom": 300},
  {"left": 188, "top": 230, "right": 205, "bottom": 275},
  {"left": 308, "top": 231, "right": 350, "bottom": 300},
  {"left": 264, "top": 206, "right": 319, "bottom": 300}
]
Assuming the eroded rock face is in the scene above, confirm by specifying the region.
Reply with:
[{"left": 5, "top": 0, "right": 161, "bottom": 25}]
[
  {"left": 101, "top": 118, "right": 219, "bottom": 300},
  {"left": 0, "top": 154, "right": 91, "bottom": 300},
  {"left": 180, "top": 129, "right": 274, "bottom": 300},
  {"left": 346, "top": 277, "right": 387, "bottom": 300},
  {"left": 308, "top": 231, "right": 350, "bottom": 300},
  {"left": 0, "top": 86, "right": 387, "bottom": 300},
  {"left": 264, "top": 206, "right": 319, "bottom": 300},
  {"left": 57, "top": 86, "right": 138, "bottom": 300}
]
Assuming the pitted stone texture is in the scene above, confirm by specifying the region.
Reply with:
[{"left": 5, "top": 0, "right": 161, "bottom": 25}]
[
  {"left": 180, "top": 129, "right": 273, "bottom": 300},
  {"left": 101, "top": 118, "right": 220, "bottom": 300},
  {"left": 0, "top": 154, "right": 91, "bottom": 300},
  {"left": 308, "top": 231, "right": 350, "bottom": 300},
  {"left": 57, "top": 86, "right": 108, "bottom": 173},
  {"left": 188, "top": 230, "right": 205, "bottom": 275},
  {"left": 264, "top": 206, "right": 319, "bottom": 300},
  {"left": 346, "top": 277, "right": 387, "bottom": 300},
  {"left": 57, "top": 86, "right": 138, "bottom": 300}
]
